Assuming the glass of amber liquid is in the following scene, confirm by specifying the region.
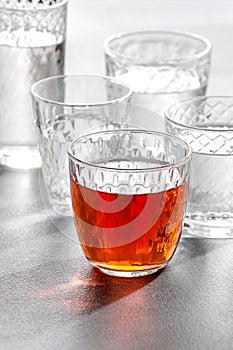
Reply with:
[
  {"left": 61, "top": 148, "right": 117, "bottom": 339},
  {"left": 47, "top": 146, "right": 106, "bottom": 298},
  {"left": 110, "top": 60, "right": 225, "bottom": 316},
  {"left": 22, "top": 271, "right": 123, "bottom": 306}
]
[{"left": 68, "top": 128, "right": 191, "bottom": 277}]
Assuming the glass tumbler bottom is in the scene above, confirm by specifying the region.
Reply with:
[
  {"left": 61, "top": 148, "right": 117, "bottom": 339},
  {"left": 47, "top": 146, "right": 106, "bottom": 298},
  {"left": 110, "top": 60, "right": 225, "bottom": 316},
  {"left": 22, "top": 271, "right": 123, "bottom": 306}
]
[
  {"left": 184, "top": 212, "right": 233, "bottom": 238},
  {"left": 89, "top": 261, "right": 167, "bottom": 278},
  {"left": 0, "top": 145, "right": 41, "bottom": 169}
]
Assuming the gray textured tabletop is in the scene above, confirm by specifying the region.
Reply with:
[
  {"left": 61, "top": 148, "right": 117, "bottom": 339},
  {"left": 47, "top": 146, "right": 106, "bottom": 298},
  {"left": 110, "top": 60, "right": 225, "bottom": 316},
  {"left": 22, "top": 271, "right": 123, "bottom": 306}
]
[{"left": 1, "top": 1, "right": 233, "bottom": 350}]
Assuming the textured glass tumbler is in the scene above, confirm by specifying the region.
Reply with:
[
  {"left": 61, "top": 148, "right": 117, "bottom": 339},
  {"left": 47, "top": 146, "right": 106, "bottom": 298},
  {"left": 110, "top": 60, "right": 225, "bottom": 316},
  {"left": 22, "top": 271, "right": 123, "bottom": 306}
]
[
  {"left": 165, "top": 96, "right": 233, "bottom": 238},
  {"left": 68, "top": 129, "right": 191, "bottom": 277},
  {"left": 105, "top": 31, "right": 212, "bottom": 116},
  {"left": 0, "top": 0, "right": 67, "bottom": 169},
  {"left": 31, "top": 75, "right": 132, "bottom": 216}
]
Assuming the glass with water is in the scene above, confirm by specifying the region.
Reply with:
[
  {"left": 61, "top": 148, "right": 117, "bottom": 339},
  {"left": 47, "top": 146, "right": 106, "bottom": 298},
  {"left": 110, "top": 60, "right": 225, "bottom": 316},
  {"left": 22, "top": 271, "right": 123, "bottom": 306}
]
[
  {"left": 31, "top": 75, "right": 132, "bottom": 216},
  {"left": 165, "top": 96, "right": 233, "bottom": 238},
  {"left": 0, "top": 0, "right": 68, "bottom": 169},
  {"left": 105, "top": 31, "right": 212, "bottom": 116}
]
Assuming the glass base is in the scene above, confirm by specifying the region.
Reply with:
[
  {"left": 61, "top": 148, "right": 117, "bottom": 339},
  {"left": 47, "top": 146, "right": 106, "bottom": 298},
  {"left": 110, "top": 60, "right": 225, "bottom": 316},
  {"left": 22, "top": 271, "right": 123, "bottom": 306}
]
[
  {"left": 184, "top": 212, "right": 233, "bottom": 238},
  {"left": 90, "top": 262, "right": 167, "bottom": 278},
  {"left": 0, "top": 145, "right": 41, "bottom": 169}
]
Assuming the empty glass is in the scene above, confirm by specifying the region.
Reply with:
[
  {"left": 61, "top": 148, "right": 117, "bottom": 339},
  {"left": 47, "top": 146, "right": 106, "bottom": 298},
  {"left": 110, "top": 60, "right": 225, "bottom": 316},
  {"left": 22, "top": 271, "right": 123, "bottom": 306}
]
[
  {"left": 0, "top": 0, "right": 68, "bottom": 169},
  {"left": 31, "top": 74, "right": 132, "bottom": 216},
  {"left": 105, "top": 30, "right": 212, "bottom": 116},
  {"left": 165, "top": 96, "right": 233, "bottom": 238},
  {"left": 68, "top": 129, "right": 191, "bottom": 277}
]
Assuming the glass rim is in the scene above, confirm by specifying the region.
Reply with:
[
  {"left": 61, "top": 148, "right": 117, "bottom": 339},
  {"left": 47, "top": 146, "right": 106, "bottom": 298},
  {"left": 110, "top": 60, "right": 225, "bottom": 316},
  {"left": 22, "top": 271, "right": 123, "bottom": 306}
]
[
  {"left": 68, "top": 129, "right": 192, "bottom": 173},
  {"left": 165, "top": 95, "right": 233, "bottom": 132},
  {"left": 0, "top": 0, "right": 68, "bottom": 12},
  {"left": 104, "top": 30, "right": 212, "bottom": 65},
  {"left": 31, "top": 74, "right": 133, "bottom": 107}
]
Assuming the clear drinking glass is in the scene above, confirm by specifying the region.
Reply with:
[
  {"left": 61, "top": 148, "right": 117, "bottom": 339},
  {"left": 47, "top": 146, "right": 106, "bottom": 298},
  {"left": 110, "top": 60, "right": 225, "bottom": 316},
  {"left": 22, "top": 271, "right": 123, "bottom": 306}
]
[
  {"left": 165, "top": 96, "right": 233, "bottom": 238},
  {"left": 104, "top": 30, "right": 212, "bottom": 116},
  {"left": 68, "top": 129, "right": 191, "bottom": 277},
  {"left": 0, "top": 0, "right": 68, "bottom": 169},
  {"left": 31, "top": 74, "right": 132, "bottom": 216}
]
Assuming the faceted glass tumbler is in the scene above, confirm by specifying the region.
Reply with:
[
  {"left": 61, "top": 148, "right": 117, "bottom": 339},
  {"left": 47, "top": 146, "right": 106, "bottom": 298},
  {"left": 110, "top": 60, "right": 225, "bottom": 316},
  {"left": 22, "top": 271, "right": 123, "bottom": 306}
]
[
  {"left": 165, "top": 96, "right": 233, "bottom": 238},
  {"left": 31, "top": 74, "right": 132, "bottom": 216},
  {"left": 105, "top": 30, "right": 212, "bottom": 116},
  {"left": 0, "top": 0, "right": 68, "bottom": 169},
  {"left": 68, "top": 129, "right": 191, "bottom": 277}
]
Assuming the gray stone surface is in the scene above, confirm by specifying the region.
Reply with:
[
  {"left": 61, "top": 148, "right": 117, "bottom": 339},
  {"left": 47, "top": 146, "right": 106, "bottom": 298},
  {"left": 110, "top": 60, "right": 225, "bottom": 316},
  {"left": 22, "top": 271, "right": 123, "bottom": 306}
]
[{"left": 1, "top": 169, "right": 233, "bottom": 350}]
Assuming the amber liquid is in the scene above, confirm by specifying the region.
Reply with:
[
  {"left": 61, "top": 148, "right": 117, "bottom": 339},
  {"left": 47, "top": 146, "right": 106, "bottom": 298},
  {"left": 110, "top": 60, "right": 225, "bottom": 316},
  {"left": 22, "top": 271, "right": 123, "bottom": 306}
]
[{"left": 71, "top": 180, "right": 187, "bottom": 272}]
